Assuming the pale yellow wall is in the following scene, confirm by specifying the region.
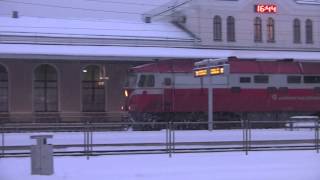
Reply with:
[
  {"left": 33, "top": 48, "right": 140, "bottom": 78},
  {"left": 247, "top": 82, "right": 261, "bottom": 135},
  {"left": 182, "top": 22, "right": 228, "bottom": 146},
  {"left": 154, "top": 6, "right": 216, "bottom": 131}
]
[{"left": 178, "top": 0, "right": 320, "bottom": 50}]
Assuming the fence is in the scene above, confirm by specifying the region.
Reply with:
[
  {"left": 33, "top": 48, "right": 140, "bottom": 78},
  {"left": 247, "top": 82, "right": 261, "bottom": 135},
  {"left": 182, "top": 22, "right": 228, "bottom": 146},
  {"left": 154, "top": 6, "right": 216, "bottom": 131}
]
[{"left": 0, "top": 119, "right": 319, "bottom": 158}]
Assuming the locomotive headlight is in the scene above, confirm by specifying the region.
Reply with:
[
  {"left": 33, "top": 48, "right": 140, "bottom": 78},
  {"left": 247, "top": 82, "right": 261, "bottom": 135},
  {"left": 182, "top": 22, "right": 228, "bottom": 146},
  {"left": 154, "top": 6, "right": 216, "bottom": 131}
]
[{"left": 124, "top": 90, "right": 129, "bottom": 97}]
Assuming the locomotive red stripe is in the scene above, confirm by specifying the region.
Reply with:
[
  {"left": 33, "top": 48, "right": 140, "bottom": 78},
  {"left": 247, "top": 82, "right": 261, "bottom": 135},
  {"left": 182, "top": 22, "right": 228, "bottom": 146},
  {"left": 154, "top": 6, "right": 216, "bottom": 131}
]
[{"left": 128, "top": 88, "right": 320, "bottom": 113}]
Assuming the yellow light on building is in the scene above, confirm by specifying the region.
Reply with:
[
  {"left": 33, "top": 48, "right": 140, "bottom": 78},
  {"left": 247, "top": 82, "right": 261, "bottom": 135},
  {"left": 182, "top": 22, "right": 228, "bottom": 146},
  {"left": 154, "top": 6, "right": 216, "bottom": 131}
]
[{"left": 194, "top": 69, "right": 208, "bottom": 77}]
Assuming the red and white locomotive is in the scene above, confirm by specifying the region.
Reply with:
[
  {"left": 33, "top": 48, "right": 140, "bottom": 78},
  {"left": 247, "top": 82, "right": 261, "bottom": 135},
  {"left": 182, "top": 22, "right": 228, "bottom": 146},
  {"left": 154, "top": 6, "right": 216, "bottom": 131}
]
[{"left": 123, "top": 56, "right": 320, "bottom": 128}]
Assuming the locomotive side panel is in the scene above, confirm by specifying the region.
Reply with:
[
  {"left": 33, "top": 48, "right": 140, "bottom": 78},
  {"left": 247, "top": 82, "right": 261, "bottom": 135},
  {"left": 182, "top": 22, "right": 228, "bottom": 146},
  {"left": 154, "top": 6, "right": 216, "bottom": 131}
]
[
  {"left": 169, "top": 89, "right": 208, "bottom": 112},
  {"left": 213, "top": 88, "right": 320, "bottom": 112},
  {"left": 129, "top": 91, "right": 162, "bottom": 112},
  {"left": 123, "top": 58, "right": 320, "bottom": 127}
]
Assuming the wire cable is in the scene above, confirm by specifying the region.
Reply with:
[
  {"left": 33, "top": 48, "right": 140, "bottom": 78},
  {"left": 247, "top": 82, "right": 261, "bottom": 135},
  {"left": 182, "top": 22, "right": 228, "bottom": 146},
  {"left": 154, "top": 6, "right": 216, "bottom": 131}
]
[
  {"left": 1, "top": 0, "right": 319, "bottom": 19},
  {"left": 1, "top": 0, "right": 143, "bottom": 15},
  {"left": 83, "top": 0, "right": 161, "bottom": 7}
]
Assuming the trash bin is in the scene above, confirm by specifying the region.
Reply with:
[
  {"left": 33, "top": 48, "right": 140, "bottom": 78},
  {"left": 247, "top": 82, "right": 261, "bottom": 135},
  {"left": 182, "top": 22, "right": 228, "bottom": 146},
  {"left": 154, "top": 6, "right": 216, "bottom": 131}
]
[{"left": 30, "top": 135, "right": 54, "bottom": 175}]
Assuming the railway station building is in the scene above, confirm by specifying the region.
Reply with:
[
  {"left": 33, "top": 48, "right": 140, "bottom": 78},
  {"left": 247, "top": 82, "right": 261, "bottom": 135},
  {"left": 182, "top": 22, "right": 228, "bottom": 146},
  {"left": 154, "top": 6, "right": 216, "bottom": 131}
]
[{"left": 0, "top": 0, "right": 319, "bottom": 122}]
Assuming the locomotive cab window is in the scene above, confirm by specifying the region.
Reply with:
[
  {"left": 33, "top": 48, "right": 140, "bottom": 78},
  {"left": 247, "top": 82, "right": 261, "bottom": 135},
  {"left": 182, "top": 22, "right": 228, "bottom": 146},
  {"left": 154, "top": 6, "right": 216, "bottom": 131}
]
[
  {"left": 240, "top": 77, "right": 251, "bottom": 83},
  {"left": 287, "top": 76, "right": 301, "bottom": 84},
  {"left": 254, "top": 75, "right": 269, "bottom": 83},
  {"left": 138, "top": 74, "right": 155, "bottom": 87},
  {"left": 304, "top": 76, "right": 320, "bottom": 84},
  {"left": 125, "top": 73, "right": 137, "bottom": 87},
  {"left": 164, "top": 78, "right": 172, "bottom": 86}
]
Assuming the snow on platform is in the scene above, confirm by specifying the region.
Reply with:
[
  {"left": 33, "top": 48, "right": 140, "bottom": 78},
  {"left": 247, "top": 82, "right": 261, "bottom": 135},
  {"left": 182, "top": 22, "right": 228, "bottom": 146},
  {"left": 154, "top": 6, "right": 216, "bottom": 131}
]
[
  {"left": 1, "top": 129, "right": 319, "bottom": 179},
  {"left": 0, "top": 151, "right": 319, "bottom": 180},
  {"left": 2, "top": 129, "right": 316, "bottom": 147}
]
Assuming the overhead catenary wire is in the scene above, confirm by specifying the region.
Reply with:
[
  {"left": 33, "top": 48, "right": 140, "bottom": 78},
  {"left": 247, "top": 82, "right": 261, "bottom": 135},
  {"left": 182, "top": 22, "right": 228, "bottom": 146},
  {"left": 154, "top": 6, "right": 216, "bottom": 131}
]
[
  {"left": 0, "top": 0, "right": 194, "bottom": 18},
  {"left": 0, "top": 0, "right": 143, "bottom": 15},
  {"left": 0, "top": 7, "right": 320, "bottom": 27},
  {"left": 1, "top": 12, "right": 319, "bottom": 28},
  {"left": 0, "top": 0, "right": 319, "bottom": 39},
  {"left": 83, "top": 0, "right": 162, "bottom": 7},
  {"left": 0, "top": 9, "right": 319, "bottom": 23},
  {"left": 0, "top": 15, "right": 319, "bottom": 36},
  {"left": 0, "top": 14, "right": 157, "bottom": 25},
  {"left": 1, "top": 0, "right": 320, "bottom": 20}
]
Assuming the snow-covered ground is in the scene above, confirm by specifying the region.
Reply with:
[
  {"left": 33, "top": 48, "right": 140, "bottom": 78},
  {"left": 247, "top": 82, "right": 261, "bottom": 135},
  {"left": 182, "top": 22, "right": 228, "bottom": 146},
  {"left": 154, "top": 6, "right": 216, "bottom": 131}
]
[
  {"left": 1, "top": 129, "right": 319, "bottom": 179},
  {"left": 1, "top": 151, "right": 320, "bottom": 180},
  {"left": 1, "top": 128, "right": 318, "bottom": 153}
]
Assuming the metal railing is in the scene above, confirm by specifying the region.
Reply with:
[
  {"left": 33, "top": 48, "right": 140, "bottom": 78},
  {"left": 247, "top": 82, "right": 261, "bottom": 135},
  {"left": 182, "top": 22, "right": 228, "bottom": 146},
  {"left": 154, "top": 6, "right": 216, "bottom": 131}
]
[
  {"left": 0, "top": 119, "right": 319, "bottom": 158},
  {"left": 0, "top": 112, "right": 127, "bottom": 124}
]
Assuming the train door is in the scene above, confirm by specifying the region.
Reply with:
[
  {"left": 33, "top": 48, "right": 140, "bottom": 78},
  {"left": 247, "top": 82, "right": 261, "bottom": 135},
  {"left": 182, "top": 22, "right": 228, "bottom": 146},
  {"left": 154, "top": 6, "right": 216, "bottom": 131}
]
[{"left": 163, "top": 77, "right": 174, "bottom": 112}]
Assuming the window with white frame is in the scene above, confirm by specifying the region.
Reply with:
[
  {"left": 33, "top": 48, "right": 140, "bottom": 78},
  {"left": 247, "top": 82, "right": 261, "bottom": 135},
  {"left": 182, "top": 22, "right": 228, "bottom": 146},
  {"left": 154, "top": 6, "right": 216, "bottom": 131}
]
[
  {"left": 267, "top": 17, "right": 275, "bottom": 42},
  {"left": 254, "top": 17, "right": 262, "bottom": 42},
  {"left": 306, "top": 19, "right": 313, "bottom": 44},
  {"left": 213, "top": 15, "right": 222, "bottom": 41},
  {"left": 227, "top": 16, "right": 235, "bottom": 42},
  {"left": 293, "top": 19, "right": 301, "bottom": 43}
]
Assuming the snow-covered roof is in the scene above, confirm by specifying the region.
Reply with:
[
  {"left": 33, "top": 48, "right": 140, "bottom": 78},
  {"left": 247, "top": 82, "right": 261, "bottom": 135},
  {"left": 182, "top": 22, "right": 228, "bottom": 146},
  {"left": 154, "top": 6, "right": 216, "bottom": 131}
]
[
  {"left": 1, "top": 43, "right": 320, "bottom": 61},
  {"left": 290, "top": 116, "right": 319, "bottom": 119},
  {"left": 0, "top": 0, "right": 195, "bottom": 43},
  {"left": 0, "top": 16, "right": 193, "bottom": 41},
  {"left": 295, "top": 0, "right": 320, "bottom": 5}
]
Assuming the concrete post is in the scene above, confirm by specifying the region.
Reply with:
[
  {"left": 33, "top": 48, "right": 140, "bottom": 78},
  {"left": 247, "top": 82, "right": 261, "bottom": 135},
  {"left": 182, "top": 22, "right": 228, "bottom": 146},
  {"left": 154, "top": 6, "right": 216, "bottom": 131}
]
[{"left": 208, "top": 76, "right": 213, "bottom": 131}]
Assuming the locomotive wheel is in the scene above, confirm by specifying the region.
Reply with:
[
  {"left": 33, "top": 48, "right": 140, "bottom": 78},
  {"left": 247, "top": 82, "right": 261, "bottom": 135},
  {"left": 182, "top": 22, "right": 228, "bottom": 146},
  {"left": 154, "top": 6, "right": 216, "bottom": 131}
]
[{"left": 129, "top": 112, "right": 163, "bottom": 131}]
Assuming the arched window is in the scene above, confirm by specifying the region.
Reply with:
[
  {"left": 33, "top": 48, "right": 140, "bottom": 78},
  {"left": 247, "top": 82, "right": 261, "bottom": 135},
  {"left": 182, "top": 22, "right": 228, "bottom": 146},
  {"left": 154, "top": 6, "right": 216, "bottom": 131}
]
[
  {"left": 254, "top": 17, "right": 262, "bottom": 42},
  {"left": 227, "top": 16, "right": 235, "bottom": 42},
  {"left": 82, "top": 65, "right": 105, "bottom": 112},
  {"left": 213, "top": 15, "right": 222, "bottom": 41},
  {"left": 306, "top": 19, "right": 313, "bottom": 44},
  {"left": 267, "top": 17, "right": 275, "bottom": 42},
  {"left": 293, "top": 19, "right": 301, "bottom": 43},
  {"left": 0, "top": 65, "right": 8, "bottom": 112},
  {"left": 34, "top": 64, "right": 58, "bottom": 112}
]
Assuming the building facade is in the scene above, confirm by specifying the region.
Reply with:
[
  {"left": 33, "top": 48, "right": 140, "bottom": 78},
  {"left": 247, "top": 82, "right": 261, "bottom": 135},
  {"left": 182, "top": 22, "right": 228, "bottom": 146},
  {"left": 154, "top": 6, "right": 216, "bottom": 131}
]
[
  {"left": 163, "top": 0, "right": 320, "bottom": 50},
  {"left": 0, "top": 0, "right": 319, "bottom": 122}
]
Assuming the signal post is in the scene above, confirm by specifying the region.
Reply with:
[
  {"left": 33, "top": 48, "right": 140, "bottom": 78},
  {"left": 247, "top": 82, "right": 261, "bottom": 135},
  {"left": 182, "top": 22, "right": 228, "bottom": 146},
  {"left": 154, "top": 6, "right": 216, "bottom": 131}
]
[{"left": 193, "top": 58, "right": 227, "bottom": 131}]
